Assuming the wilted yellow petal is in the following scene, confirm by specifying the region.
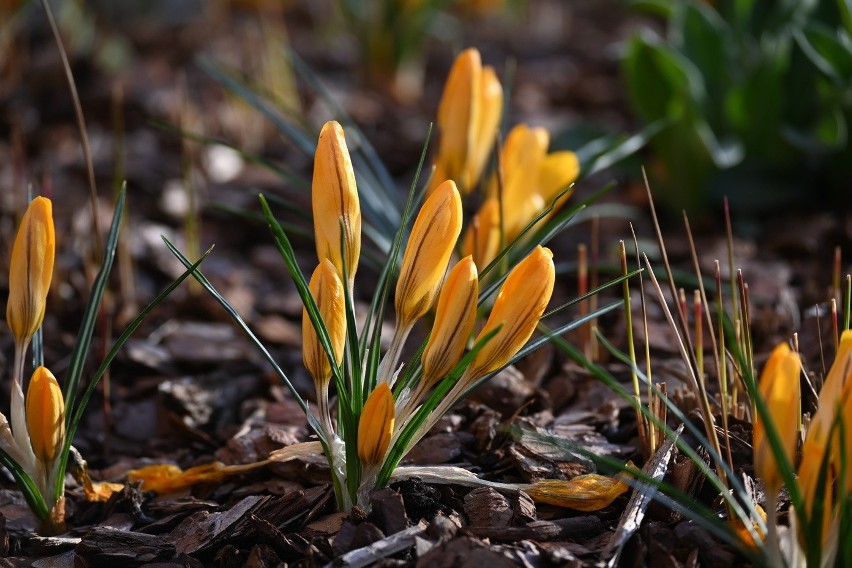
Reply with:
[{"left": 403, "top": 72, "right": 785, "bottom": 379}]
[
  {"left": 302, "top": 259, "right": 346, "bottom": 386},
  {"left": 421, "top": 257, "right": 479, "bottom": 387},
  {"left": 395, "top": 180, "right": 463, "bottom": 328},
  {"left": 7, "top": 197, "right": 55, "bottom": 344},
  {"left": 461, "top": 198, "right": 501, "bottom": 268},
  {"left": 312, "top": 121, "right": 361, "bottom": 285},
  {"left": 730, "top": 504, "right": 766, "bottom": 549},
  {"left": 84, "top": 481, "right": 125, "bottom": 503},
  {"left": 128, "top": 460, "right": 268, "bottom": 494},
  {"left": 753, "top": 342, "right": 800, "bottom": 494},
  {"left": 468, "top": 246, "right": 555, "bottom": 379},
  {"left": 25, "top": 366, "right": 64, "bottom": 463},
  {"left": 358, "top": 383, "right": 395, "bottom": 465},
  {"left": 526, "top": 473, "right": 629, "bottom": 511}
]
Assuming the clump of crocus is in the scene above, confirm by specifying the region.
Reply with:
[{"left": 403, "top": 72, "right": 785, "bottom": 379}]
[
  {"left": 231, "top": 119, "right": 629, "bottom": 513},
  {"left": 0, "top": 191, "right": 201, "bottom": 534},
  {"left": 429, "top": 49, "right": 580, "bottom": 270}
]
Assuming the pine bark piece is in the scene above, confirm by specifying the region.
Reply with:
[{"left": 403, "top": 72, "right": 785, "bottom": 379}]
[
  {"left": 75, "top": 527, "right": 176, "bottom": 567},
  {"left": 463, "top": 487, "right": 512, "bottom": 528},
  {"left": 461, "top": 516, "right": 603, "bottom": 542},
  {"left": 369, "top": 488, "right": 409, "bottom": 535}
]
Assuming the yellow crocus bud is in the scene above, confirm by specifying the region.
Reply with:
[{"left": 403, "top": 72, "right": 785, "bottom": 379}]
[
  {"left": 26, "top": 366, "right": 65, "bottom": 463},
  {"left": 302, "top": 259, "right": 347, "bottom": 386},
  {"left": 395, "top": 179, "right": 462, "bottom": 328},
  {"left": 421, "top": 257, "right": 479, "bottom": 386},
  {"left": 312, "top": 121, "right": 361, "bottom": 286},
  {"left": 753, "top": 342, "right": 800, "bottom": 495},
  {"left": 358, "top": 383, "right": 395, "bottom": 465},
  {"left": 468, "top": 246, "right": 555, "bottom": 379},
  {"left": 7, "top": 197, "right": 55, "bottom": 345},
  {"left": 797, "top": 330, "right": 852, "bottom": 540},
  {"left": 461, "top": 198, "right": 501, "bottom": 268},
  {"left": 428, "top": 48, "right": 503, "bottom": 195}
]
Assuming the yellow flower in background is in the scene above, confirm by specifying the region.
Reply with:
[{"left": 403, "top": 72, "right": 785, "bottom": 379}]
[
  {"left": 428, "top": 48, "right": 503, "bottom": 195},
  {"left": 421, "top": 256, "right": 479, "bottom": 387},
  {"left": 753, "top": 342, "right": 800, "bottom": 495},
  {"left": 7, "top": 197, "right": 55, "bottom": 345},
  {"left": 302, "top": 259, "right": 347, "bottom": 386},
  {"left": 460, "top": 125, "right": 578, "bottom": 267},
  {"left": 313, "top": 120, "right": 361, "bottom": 286},
  {"left": 358, "top": 383, "right": 395, "bottom": 465},
  {"left": 395, "top": 179, "right": 463, "bottom": 329},
  {"left": 467, "top": 246, "right": 555, "bottom": 379},
  {"left": 25, "top": 366, "right": 65, "bottom": 464}
]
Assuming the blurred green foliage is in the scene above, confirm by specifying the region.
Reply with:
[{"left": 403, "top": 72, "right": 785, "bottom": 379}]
[{"left": 623, "top": 0, "right": 852, "bottom": 214}]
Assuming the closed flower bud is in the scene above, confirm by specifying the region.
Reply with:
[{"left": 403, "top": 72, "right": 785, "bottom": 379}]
[
  {"left": 753, "top": 343, "right": 800, "bottom": 494},
  {"left": 7, "top": 197, "right": 55, "bottom": 345},
  {"left": 302, "top": 259, "right": 346, "bottom": 386},
  {"left": 428, "top": 48, "right": 502, "bottom": 195},
  {"left": 461, "top": 198, "right": 501, "bottom": 268},
  {"left": 798, "top": 330, "right": 852, "bottom": 538},
  {"left": 358, "top": 383, "right": 395, "bottom": 465},
  {"left": 312, "top": 121, "right": 361, "bottom": 285},
  {"left": 395, "top": 180, "right": 462, "bottom": 328},
  {"left": 469, "top": 246, "right": 554, "bottom": 379},
  {"left": 422, "top": 257, "right": 478, "bottom": 386},
  {"left": 26, "top": 366, "right": 65, "bottom": 463}
]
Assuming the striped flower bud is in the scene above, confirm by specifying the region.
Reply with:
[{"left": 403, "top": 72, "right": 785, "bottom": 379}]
[
  {"left": 753, "top": 342, "right": 800, "bottom": 495},
  {"left": 461, "top": 198, "right": 501, "bottom": 268},
  {"left": 312, "top": 121, "right": 361, "bottom": 285},
  {"left": 7, "top": 197, "right": 55, "bottom": 345},
  {"left": 428, "top": 48, "right": 503, "bottom": 195},
  {"left": 395, "top": 180, "right": 462, "bottom": 329},
  {"left": 26, "top": 366, "right": 65, "bottom": 463},
  {"left": 302, "top": 259, "right": 347, "bottom": 386},
  {"left": 468, "top": 246, "right": 554, "bottom": 379},
  {"left": 358, "top": 383, "right": 395, "bottom": 465},
  {"left": 421, "top": 257, "right": 479, "bottom": 386}
]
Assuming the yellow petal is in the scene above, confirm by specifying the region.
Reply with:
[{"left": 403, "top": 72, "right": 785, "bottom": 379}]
[
  {"left": 753, "top": 342, "right": 800, "bottom": 494},
  {"left": 421, "top": 257, "right": 479, "bottom": 386},
  {"left": 463, "top": 65, "right": 503, "bottom": 194},
  {"left": 358, "top": 383, "right": 395, "bottom": 465},
  {"left": 461, "top": 198, "right": 501, "bottom": 269},
  {"left": 7, "top": 197, "right": 55, "bottom": 344},
  {"left": 537, "top": 150, "right": 579, "bottom": 205},
  {"left": 526, "top": 473, "right": 629, "bottom": 511},
  {"left": 25, "top": 366, "right": 65, "bottom": 463},
  {"left": 730, "top": 504, "right": 766, "bottom": 549},
  {"left": 395, "top": 180, "right": 463, "bottom": 328},
  {"left": 492, "top": 125, "right": 549, "bottom": 240},
  {"left": 302, "top": 259, "right": 347, "bottom": 386},
  {"left": 84, "top": 481, "right": 125, "bottom": 503},
  {"left": 431, "top": 48, "right": 481, "bottom": 194},
  {"left": 312, "top": 121, "right": 361, "bottom": 285},
  {"left": 469, "top": 246, "right": 554, "bottom": 378}
]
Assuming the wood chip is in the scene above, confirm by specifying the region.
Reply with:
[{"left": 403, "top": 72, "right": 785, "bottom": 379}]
[
  {"left": 75, "top": 527, "right": 176, "bottom": 567},
  {"left": 463, "top": 487, "right": 512, "bottom": 528}
]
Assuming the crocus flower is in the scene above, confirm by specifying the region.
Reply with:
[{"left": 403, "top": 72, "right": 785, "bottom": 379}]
[
  {"left": 7, "top": 197, "right": 55, "bottom": 346},
  {"left": 395, "top": 179, "right": 462, "bottom": 330},
  {"left": 313, "top": 121, "right": 361, "bottom": 287},
  {"left": 467, "top": 245, "right": 555, "bottom": 380},
  {"left": 26, "top": 366, "right": 65, "bottom": 464},
  {"left": 358, "top": 383, "right": 395, "bottom": 465},
  {"left": 461, "top": 125, "right": 578, "bottom": 267},
  {"left": 797, "top": 330, "right": 852, "bottom": 539},
  {"left": 753, "top": 342, "right": 800, "bottom": 495},
  {"left": 428, "top": 48, "right": 503, "bottom": 195},
  {"left": 302, "top": 259, "right": 347, "bottom": 387},
  {"left": 421, "top": 256, "right": 479, "bottom": 387}
]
